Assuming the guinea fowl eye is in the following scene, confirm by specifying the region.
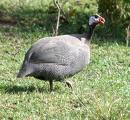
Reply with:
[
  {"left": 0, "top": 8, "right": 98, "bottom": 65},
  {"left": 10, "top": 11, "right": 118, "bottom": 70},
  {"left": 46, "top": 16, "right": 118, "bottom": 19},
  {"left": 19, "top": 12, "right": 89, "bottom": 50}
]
[{"left": 94, "top": 15, "right": 99, "bottom": 18}]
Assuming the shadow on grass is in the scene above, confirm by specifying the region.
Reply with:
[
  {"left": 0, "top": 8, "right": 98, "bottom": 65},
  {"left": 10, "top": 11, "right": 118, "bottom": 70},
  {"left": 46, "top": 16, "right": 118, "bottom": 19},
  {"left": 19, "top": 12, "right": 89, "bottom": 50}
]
[
  {"left": 0, "top": 4, "right": 126, "bottom": 47},
  {"left": 0, "top": 83, "right": 64, "bottom": 94},
  {"left": 0, "top": 4, "right": 89, "bottom": 39},
  {"left": 0, "top": 85, "right": 49, "bottom": 94},
  {"left": 0, "top": 4, "right": 126, "bottom": 45}
]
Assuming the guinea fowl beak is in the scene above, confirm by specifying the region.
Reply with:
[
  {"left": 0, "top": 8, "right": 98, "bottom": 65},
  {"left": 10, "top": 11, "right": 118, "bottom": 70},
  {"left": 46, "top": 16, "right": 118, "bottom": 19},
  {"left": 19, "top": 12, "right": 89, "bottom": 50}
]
[{"left": 99, "top": 16, "right": 105, "bottom": 24}]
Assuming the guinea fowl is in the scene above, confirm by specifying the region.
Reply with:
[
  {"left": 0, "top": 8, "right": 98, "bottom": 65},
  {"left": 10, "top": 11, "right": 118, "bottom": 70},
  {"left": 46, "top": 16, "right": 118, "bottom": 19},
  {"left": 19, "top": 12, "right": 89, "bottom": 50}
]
[{"left": 17, "top": 15, "right": 105, "bottom": 91}]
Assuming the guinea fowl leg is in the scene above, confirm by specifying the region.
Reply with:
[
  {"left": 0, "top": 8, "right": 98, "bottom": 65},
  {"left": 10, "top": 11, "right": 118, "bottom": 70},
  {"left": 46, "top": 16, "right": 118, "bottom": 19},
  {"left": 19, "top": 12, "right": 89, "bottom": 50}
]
[
  {"left": 49, "top": 80, "right": 53, "bottom": 92},
  {"left": 65, "top": 80, "right": 73, "bottom": 90}
]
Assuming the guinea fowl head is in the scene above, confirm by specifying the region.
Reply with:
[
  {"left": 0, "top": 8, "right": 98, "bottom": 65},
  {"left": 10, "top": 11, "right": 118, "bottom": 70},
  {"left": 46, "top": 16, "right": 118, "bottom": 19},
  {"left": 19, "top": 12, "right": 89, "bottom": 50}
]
[
  {"left": 87, "top": 14, "right": 105, "bottom": 39},
  {"left": 89, "top": 14, "right": 105, "bottom": 26}
]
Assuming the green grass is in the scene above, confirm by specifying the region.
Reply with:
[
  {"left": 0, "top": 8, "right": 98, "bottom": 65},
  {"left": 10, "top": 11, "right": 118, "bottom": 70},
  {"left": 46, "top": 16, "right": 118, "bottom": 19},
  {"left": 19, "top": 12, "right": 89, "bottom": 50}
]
[
  {"left": 0, "top": 25, "right": 130, "bottom": 120},
  {"left": 0, "top": 0, "right": 130, "bottom": 120}
]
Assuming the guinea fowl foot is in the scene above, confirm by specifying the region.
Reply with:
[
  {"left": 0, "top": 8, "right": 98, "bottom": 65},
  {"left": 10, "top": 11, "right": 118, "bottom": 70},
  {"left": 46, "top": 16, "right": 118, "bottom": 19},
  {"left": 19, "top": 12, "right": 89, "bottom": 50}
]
[
  {"left": 65, "top": 80, "right": 73, "bottom": 90},
  {"left": 49, "top": 80, "right": 53, "bottom": 92}
]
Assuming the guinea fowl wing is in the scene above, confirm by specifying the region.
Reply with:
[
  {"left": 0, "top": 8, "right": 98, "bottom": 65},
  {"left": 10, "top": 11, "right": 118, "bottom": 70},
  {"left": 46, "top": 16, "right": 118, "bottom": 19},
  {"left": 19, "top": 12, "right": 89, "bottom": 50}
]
[{"left": 29, "top": 40, "right": 79, "bottom": 65}]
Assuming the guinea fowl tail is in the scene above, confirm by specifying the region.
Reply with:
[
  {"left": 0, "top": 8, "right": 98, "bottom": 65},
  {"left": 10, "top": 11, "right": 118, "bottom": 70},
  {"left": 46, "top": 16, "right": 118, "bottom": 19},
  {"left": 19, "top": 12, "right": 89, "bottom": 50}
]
[
  {"left": 17, "top": 70, "right": 26, "bottom": 78},
  {"left": 17, "top": 66, "right": 28, "bottom": 78},
  {"left": 17, "top": 60, "right": 31, "bottom": 78},
  {"left": 17, "top": 66, "right": 27, "bottom": 78},
  {"left": 17, "top": 51, "right": 33, "bottom": 78}
]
